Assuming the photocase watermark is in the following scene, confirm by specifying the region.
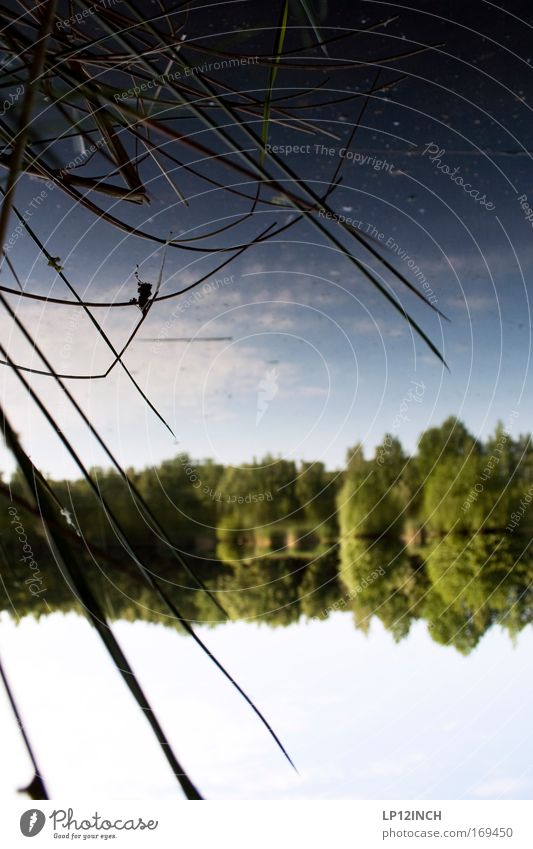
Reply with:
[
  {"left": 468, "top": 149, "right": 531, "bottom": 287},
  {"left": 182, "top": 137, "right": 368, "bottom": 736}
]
[
  {"left": 312, "top": 566, "right": 385, "bottom": 620},
  {"left": 58, "top": 307, "right": 83, "bottom": 369},
  {"left": 7, "top": 506, "right": 46, "bottom": 597},
  {"left": 177, "top": 454, "right": 272, "bottom": 504},
  {"left": 517, "top": 193, "right": 533, "bottom": 229},
  {"left": 56, "top": 0, "right": 120, "bottom": 30},
  {"left": 265, "top": 142, "right": 395, "bottom": 173},
  {"left": 114, "top": 57, "right": 259, "bottom": 102},
  {"left": 0, "top": 84, "right": 24, "bottom": 117},
  {"left": 3, "top": 137, "right": 108, "bottom": 255},
  {"left": 318, "top": 207, "right": 371, "bottom": 232},
  {"left": 256, "top": 367, "right": 279, "bottom": 425},
  {"left": 317, "top": 210, "right": 438, "bottom": 306},
  {"left": 3, "top": 188, "right": 50, "bottom": 255},
  {"left": 421, "top": 143, "right": 496, "bottom": 211},
  {"left": 506, "top": 482, "right": 533, "bottom": 532},
  {"left": 224, "top": 491, "right": 273, "bottom": 504},
  {"left": 22, "top": 807, "right": 159, "bottom": 836},
  {"left": 376, "top": 380, "right": 426, "bottom": 466},
  {"left": 20, "top": 809, "right": 46, "bottom": 837},
  {"left": 461, "top": 409, "right": 519, "bottom": 513},
  {"left": 151, "top": 274, "right": 235, "bottom": 354},
  {"left": 385, "top": 235, "right": 438, "bottom": 305}
]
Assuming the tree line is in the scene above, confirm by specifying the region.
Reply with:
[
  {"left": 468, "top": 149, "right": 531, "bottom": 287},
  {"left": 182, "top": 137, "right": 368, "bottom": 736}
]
[{"left": 1, "top": 416, "right": 532, "bottom": 561}]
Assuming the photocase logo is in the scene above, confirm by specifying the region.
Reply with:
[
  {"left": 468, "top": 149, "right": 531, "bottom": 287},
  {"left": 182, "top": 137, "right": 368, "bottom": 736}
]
[
  {"left": 20, "top": 809, "right": 46, "bottom": 837},
  {"left": 256, "top": 367, "right": 279, "bottom": 425}
]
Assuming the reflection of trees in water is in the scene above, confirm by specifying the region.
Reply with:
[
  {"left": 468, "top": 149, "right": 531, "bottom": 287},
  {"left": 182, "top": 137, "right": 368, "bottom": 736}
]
[
  {"left": 338, "top": 534, "right": 533, "bottom": 653},
  {"left": 421, "top": 534, "right": 533, "bottom": 653},
  {"left": 339, "top": 537, "right": 429, "bottom": 641},
  {"left": 2, "top": 524, "right": 533, "bottom": 654},
  {"left": 0, "top": 525, "right": 341, "bottom": 629},
  {"left": 214, "top": 557, "right": 303, "bottom": 626}
]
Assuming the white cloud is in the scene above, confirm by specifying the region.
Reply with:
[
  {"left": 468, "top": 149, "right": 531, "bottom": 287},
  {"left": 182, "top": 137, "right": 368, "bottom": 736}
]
[
  {"left": 470, "top": 777, "right": 531, "bottom": 798},
  {"left": 446, "top": 294, "right": 497, "bottom": 313}
]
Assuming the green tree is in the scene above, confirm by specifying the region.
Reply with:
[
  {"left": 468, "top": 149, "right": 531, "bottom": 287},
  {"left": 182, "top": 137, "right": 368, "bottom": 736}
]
[
  {"left": 337, "top": 442, "right": 405, "bottom": 538},
  {"left": 294, "top": 461, "right": 338, "bottom": 541}
]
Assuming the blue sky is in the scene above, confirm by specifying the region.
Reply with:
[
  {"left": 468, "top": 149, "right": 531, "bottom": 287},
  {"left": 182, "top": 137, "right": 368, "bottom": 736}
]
[
  {"left": 1, "top": 200, "right": 532, "bottom": 479},
  {"left": 2, "top": 0, "right": 533, "bottom": 480}
]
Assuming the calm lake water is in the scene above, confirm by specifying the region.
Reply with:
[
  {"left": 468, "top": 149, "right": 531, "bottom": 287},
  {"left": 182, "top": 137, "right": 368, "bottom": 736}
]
[{"left": 2, "top": 535, "right": 533, "bottom": 799}]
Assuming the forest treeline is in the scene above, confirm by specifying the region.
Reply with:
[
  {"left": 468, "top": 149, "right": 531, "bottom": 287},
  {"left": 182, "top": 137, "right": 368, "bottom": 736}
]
[
  {"left": 2, "top": 416, "right": 533, "bottom": 654},
  {"left": 339, "top": 413, "right": 533, "bottom": 540},
  {"left": 1, "top": 415, "right": 533, "bottom": 558}
]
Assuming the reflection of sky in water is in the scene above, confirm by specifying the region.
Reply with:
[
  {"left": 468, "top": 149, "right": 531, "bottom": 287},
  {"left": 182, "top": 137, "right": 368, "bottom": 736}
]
[
  {"left": 2, "top": 613, "right": 532, "bottom": 800},
  {"left": 2, "top": 3, "right": 533, "bottom": 478},
  {"left": 3, "top": 233, "right": 532, "bottom": 480}
]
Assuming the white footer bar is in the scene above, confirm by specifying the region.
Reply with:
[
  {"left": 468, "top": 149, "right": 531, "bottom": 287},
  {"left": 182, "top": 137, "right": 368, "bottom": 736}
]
[{"left": 4, "top": 800, "right": 533, "bottom": 847}]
